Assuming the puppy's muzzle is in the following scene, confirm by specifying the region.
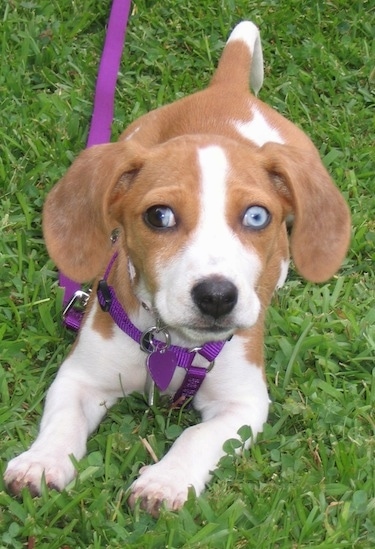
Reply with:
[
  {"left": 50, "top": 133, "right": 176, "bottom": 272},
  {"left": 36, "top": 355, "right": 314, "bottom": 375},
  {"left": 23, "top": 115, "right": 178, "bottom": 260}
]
[{"left": 191, "top": 276, "right": 238, "bottom": 319}]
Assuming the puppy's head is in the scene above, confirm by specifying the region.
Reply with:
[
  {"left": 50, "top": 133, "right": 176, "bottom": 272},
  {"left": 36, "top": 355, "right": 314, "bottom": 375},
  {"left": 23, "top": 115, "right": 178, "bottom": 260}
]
[{"left": 44, "top": 135, "right": 350, "bottom": 344}]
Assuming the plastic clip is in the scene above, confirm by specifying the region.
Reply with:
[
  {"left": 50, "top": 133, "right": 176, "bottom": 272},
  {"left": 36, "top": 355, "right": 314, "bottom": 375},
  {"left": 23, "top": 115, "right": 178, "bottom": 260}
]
[{"left": 97, "top": 280, "right": 112, "bottom": 312}]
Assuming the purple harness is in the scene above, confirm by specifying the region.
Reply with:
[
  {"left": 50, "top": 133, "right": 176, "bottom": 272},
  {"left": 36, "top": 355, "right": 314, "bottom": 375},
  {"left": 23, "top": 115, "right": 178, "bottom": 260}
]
[{"left": 97, "top": 253, "right": 227, "bottom": 406}]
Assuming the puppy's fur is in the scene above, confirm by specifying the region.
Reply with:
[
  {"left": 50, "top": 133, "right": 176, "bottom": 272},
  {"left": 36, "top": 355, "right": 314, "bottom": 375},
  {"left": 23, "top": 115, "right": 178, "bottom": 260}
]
[{"left": 5, "top": 22, "right": 350, "bottom": 515}]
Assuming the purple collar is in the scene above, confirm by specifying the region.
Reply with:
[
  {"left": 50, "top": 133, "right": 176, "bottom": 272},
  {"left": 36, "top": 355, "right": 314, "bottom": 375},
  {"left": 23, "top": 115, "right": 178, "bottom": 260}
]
[{"left": 96, "top": 253, "right": 227, "bottom": 406}]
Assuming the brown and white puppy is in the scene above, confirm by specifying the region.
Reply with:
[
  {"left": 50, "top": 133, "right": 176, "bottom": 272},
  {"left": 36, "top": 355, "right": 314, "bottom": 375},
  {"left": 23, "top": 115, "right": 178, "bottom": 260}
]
[{"left": 4, "top": 21, "right": 350, "bottom": 515}]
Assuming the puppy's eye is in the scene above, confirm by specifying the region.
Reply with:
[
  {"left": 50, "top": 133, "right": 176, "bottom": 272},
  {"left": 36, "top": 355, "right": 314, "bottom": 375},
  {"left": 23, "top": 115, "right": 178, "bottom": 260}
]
[
  {"left": 242, "top": 205, "right": 271, "bottom": 230},
  {"left": 144, "top": 205, "right": 176, "bottom": 229}
]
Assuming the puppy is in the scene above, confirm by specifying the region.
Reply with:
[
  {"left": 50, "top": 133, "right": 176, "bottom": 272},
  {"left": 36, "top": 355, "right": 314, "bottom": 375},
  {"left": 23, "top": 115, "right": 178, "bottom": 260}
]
[{"left": 5, "top": 21, "right": 350, "bottom": 515}]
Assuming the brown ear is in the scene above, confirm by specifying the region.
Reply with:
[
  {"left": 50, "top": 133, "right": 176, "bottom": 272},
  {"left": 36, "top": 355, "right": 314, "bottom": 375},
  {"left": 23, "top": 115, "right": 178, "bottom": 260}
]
[
  {"left": 260, "top": 142, "right": 351, "bottom": 283},
  {"left": 43, "top": 140, "right": 145, "bottom": 282}
]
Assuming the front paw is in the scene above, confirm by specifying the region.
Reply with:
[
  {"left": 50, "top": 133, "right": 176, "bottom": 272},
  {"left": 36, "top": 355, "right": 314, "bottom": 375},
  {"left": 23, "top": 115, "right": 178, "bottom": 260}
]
[
  {"left": 128, "top": 463, "right": 201, "bottom": 516},
  {"left": 4, "top": 450, "right": 76, "bottom": 496}
]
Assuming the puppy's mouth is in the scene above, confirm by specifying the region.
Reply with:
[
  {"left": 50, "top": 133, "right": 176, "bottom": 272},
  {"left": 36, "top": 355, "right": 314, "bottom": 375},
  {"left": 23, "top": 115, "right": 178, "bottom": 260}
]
[
  {"left": 174, "top": 317, "right": 239, "bottom": 343},
  {"left": 195, "top": 320, "right": 234, "bottom": 334}
]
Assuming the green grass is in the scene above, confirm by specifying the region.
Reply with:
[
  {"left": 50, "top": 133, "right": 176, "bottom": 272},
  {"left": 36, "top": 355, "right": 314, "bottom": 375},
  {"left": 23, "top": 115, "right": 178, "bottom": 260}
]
[{"left": 0, "top": 0, "right": 374, "bottom": 547}]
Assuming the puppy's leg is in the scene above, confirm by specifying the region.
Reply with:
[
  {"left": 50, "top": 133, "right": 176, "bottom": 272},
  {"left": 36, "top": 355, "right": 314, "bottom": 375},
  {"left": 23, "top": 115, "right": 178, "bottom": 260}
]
[
  {"left": 129, "top": 355, "right": 268, "bottom": 515},
  {"left": 4, "top": 358, "right": 117, "bottom": 495},
  {"left": 5, "top": 298, "right": 144, "bottom": 495}
]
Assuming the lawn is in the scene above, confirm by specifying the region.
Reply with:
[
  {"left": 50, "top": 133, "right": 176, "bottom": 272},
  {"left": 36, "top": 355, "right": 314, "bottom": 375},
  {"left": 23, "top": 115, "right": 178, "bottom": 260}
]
[{"left": 0, "top": 0, "right": 374, "bottom": 547}]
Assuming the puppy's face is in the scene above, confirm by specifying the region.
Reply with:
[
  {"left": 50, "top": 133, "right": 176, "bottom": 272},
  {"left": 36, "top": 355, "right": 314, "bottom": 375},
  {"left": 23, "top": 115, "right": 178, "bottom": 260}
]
[{"left": 114, "top": 135, "right": 290, "bottom": 344}]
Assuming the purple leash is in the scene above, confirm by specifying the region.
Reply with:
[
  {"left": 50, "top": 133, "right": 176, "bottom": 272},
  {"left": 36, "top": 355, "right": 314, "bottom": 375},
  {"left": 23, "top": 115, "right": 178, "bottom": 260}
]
[
  {"left": 61, "top": 0, "right": 132, "bottom": 329},
  {"left": 86, "top": 0, "right": 131, "bottom": 147}
]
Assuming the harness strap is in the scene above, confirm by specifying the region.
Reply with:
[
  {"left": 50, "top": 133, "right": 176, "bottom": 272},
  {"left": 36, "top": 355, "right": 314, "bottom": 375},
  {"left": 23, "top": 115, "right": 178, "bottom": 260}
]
[
  {"left": 61, "top": 0, "right": 132, "bottom": 329},
  {"left": 97, "top": 253, "right": 228, "bottom": 405}
]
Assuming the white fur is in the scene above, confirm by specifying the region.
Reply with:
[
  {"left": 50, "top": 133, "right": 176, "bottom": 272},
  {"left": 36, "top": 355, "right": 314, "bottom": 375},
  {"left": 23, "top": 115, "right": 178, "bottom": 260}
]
[
  {"left": 4, "top": 146, "right": 269, "bottom": 509},
  {"left": 130, "top": 335, "right": 269, "bottom": 509},
  {"left": 4, "top": 301, "right": 146, "bottom": 491},
  {"left": 153, "top": 145, "right": 261, "bottom": 344},
  {"left": 277, "top": 259, "right": 290, "bottom": 289},
  {"left": 227, "top": 21, "right": 264, "bottom": 95},
  {"left": 234, "top": 105, "right": 284, "bottom": 146}
]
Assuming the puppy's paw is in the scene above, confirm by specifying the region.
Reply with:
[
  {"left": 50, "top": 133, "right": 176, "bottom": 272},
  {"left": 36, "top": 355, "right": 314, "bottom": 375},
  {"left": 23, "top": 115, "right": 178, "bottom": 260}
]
[
  {"left": 129, "top": 463, "right": 200, "bottom": 517},
  {"left": 4, "top": 450, "right": 76, "bottom": 496}
]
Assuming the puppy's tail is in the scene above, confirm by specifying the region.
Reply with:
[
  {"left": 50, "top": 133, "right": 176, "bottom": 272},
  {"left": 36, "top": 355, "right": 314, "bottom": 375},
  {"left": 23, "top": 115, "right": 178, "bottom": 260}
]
[{"left": 210, "top": 21, "right": 264, "bottom": 96}]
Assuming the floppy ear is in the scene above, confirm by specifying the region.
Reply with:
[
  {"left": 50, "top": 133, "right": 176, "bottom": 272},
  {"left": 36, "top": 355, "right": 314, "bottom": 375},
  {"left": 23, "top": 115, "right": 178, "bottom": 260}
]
[
  {"left": 43, "top": 140, "right": 145, "bottom": 282},
  {"left": 260, "top": 142, "right": 351, "bottom": 283}
]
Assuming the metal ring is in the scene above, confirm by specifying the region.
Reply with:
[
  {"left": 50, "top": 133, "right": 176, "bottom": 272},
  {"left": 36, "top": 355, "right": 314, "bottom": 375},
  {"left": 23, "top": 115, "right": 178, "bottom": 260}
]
[
  {"left": 188, "top": 346, "right": 202, "bottom": 353},
  {"left": 188, "top": 346, "right": 215, "bottom": 373},
  {"left": 140, "top": 326, "right": 158, "bottom": 353},
  {"left": 206, "top": 360, "right": 215, "bottom": 373},
  {"left": 140, "top": 326, "right": 171, "bottom": 354}
]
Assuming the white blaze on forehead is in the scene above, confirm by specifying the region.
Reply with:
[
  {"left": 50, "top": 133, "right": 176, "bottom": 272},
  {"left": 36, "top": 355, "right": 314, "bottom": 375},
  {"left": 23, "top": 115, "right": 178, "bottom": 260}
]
[
  {"left": 195, "top": 145, "right": 243, "bottom": 272},
  {"left": 195, "top": 145, "right": 258, "bottom": 271},
  {"left": 198, "top": 145, "right": 228, "bottom": 227}
]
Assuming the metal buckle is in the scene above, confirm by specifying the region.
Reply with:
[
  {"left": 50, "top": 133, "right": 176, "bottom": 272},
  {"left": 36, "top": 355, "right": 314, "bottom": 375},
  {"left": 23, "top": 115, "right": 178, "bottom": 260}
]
[{"left": 62, "top": 289, "right": 91, "bottom": 319}]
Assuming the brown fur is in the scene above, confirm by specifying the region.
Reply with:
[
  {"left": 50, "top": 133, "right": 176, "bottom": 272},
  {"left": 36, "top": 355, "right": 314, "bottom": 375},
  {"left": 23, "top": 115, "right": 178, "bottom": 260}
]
[{"left": 43, "top": 40, "right": 350, "bottom": 288}]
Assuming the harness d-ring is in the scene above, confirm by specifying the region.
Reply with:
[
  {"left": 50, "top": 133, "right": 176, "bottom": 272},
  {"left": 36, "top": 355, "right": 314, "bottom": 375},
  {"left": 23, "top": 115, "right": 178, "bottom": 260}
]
[{"left": 140, "top": 326, "right": 171, "bottom": 354}]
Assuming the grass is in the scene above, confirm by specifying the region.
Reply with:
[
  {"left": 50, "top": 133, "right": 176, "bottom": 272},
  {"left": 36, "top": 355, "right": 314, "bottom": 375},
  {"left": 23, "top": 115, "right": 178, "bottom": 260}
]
[{"left": 0, "top": 0, "right": 374, "bottom": 546}]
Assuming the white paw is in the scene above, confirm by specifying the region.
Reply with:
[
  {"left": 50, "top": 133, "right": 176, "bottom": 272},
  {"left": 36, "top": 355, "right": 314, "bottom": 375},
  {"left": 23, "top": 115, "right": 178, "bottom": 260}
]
[
  {"left": 128, "top": 463, "right": 202, "bottom": 516},
  {"left": 4, "top": 450, "right": 76, "bottom": 496}
]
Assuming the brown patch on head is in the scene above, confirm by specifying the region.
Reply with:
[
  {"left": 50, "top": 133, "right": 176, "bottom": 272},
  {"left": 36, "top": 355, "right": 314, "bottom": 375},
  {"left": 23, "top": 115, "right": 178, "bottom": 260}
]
[
  {"left": 111, "top": 137, "right": 204, "bottom": 297},
  {"left": 221, "top": 143, "right": 290, "bottom": 308},
  {"left": 219, "top": 140, "right": 349, "bottom": 287}
]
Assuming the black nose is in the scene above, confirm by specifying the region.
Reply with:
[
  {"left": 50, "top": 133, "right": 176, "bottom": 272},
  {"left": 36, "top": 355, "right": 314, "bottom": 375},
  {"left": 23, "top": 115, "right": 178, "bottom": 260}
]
[{"left": 191, "top": 277, "right": 238, "bottom": 319}]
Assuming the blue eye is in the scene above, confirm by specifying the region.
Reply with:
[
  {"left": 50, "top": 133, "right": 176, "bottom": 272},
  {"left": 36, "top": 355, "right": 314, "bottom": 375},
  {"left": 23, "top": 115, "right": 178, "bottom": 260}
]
[
  {"left": 242, "top": 205, "right": 271, "bottom": 230},
  {"left": 144, "top": 205, "right": 176, "bottom": 229}
]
